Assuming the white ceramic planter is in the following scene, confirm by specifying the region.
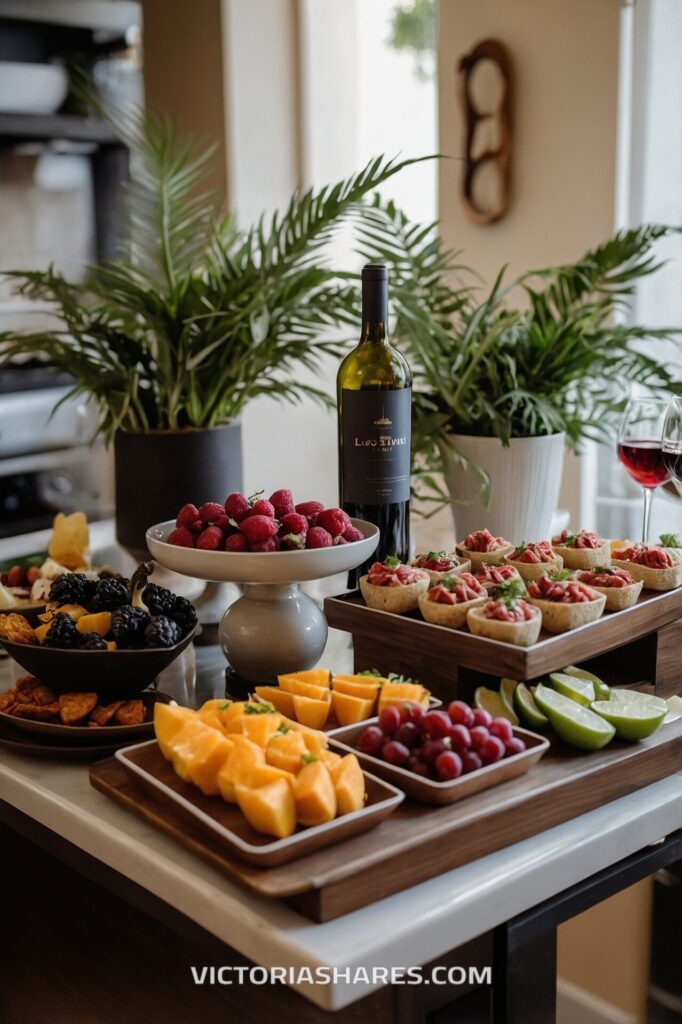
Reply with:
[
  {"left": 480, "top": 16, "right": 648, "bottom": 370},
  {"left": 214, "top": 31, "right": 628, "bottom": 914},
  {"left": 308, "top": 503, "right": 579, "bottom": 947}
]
[{"left": 440, "top": 433, "right": 566, "bottom": 543}]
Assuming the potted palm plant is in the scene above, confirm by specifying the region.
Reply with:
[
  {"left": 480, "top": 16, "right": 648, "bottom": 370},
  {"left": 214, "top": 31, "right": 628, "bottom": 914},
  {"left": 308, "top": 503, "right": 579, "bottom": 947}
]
[
  {"left": 0, "top": 110, "right": 421, "bottom": 556},
  {"left": 360, "top": 200, "right": 679, "bottom": 538}
]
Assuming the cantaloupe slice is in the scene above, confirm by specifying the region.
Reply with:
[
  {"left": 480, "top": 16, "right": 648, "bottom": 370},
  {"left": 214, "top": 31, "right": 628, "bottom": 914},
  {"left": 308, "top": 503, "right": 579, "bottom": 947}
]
[
  {"left": 76, "top": 611, "right": 112, "bottom": 637},
  {"left": 185, "top": 729, "right": 235, "bottom": 796},
  {"left": 223, "top": 702, "right": 247, "bottom": 734},
  {"left": 197, "top": 698, "right": 234, "bottom": 734},
  {"left": 294, "top": 760, "right": 337, "bottom": 826},
  {"left": 319, "top": 749, "right": 342, "bottom": 769},
  {"left": 331, "top": 690, "right": 376, "bottom": 726},
  {"left": 278, "top": 677, "right": 331, "bottom": 701},
  {"left": 154, "top": 702, "right": 195, "bottom": 761},
  {"left": 292, "top": 694, "right": 331, "bottom": 729},
  {"left": 235, "top": 779, "right": 297, "bottom": 838},
  {"left": 332, "top": 675, "right": 384, "bottom": 701},
  {"left": 254, "top": 686, "right": 296, "bottom": 718},
  {"left": 241, "top": 711, "right": 283, "bottom": 748},
  {"left": 278, "top": 669, "right": 331, "bottom": 690},
  {"left": 277, "top": 715, "right": 328, "bottom": 754},
  {"left": 331, "top": 754, "right": 366, "bottom": 815},
  {"left": 377, "top": 681, "right": 429, "bottom": 712},
  {"left": 34, "top": 622, "right": 51, "bottom": 643},
  {"left": 170, "top": 718, "right": 228, "bottom": 788},
  {"left": 265, "top": 730, "right": 309, "bottom": 774},
  {"left": 242, "top": 762, "right": 296, "bottom": 792},
  {"left": 217, "top": 735, "right": 265, "bottom": 803}
]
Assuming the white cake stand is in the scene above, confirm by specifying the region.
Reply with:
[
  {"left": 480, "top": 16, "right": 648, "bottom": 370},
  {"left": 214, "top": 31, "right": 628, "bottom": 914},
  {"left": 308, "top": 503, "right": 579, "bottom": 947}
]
[{"left": 146, "top": 518, "right": 379, "bottom": 683}]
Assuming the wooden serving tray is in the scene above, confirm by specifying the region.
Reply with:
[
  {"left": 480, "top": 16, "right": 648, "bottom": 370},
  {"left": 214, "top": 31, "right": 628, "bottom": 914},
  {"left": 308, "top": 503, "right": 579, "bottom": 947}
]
[
  {"left": 324, "top": 588, "right": 682, "bottom": 698},
  {"left": 90, "top": 717, "right": 682, "bottom": 922}
]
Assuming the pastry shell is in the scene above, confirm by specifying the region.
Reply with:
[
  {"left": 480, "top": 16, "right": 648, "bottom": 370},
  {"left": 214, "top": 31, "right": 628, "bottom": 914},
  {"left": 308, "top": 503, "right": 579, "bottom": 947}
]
[
  {"left": 575, "top": 577, "right": 643, "bottom": 611},
  {"left": 610, "top": 559, "right": 682, "bottom": 592},
  {"left": 466, "top": 606, "right": 542, "bottom": 647},
  {"left": 359, "top": 573, "right": 429, "bottom": 613},
  {"left": 410, "top": 557, "right": 471, "bottom": 584},
  {"left": 455, "top": 543, "right": 514, "bottom": 571},
  {"left": 418, "top": 591, "right": 486, "bottom": 628},
  {"left": 552, "top": 540, "right": 611, "bottom": 571},
  {"left": 525, "top": 589, "right": 606, "bottom": 633}
]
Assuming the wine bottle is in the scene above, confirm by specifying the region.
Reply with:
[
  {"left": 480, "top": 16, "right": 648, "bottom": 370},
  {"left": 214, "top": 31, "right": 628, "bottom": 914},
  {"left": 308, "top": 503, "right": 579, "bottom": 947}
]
[{"left": 337, "top": 263, "right": 412, "bottom": 579}]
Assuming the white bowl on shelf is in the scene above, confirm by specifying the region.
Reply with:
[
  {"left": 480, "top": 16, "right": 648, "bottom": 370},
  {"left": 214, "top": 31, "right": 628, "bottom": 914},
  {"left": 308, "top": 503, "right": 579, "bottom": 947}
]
[{"left": 0, "top": 62, "right": 68, "bottom": 115}]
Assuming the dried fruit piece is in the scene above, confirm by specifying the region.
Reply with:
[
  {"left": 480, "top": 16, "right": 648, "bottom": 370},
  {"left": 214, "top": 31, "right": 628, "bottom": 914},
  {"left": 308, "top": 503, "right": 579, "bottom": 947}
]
[{"left": 59, "top": 692, "right": 98, "bottom": 725}]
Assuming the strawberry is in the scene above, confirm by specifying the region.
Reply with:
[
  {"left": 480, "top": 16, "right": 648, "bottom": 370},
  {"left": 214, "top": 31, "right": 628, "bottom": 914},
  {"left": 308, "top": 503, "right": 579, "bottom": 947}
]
[
  {"left": 316, "top": 507, "right": 351, "bottom": 537},
  {"left": 168, "top": 527, "right": 196, "bottom": 548},
  {"left": 199, "top": 502, "right": 229, "bottom": 528},
  {"left": 225, "top": 533, "right": 250, "bottom": 553},
  {"left": 343, "top": 526, "right": 364, "bottom": 543},
  {"left": 281, "top": 533, "right": 306, "bottom": 550},
  {"left": 295, "top": 500, "right": 325, "bottom": 526},
  {"left": 196, "top": 526, "right": 224, "bottom": 550},
  {"left": 269, "top": 488, "right": 295, "bottom": 519},
  {"left": 240, "top": 515, "right": 278, "bottom": 542},
  {"left": 26, "top": 566, "right": 42, "bottom": 584},
  {"left": 176, "top": 503, "right": 203, "bottom": 532},
  {"left": 306, "top": 526, "right": 333, "bottom": 549},
  {"left": 244, "top": 498, "right": 276, "bottom": 519},
  {"left": 279, "top": 512, "right": 308, "bottom": 537},
  {"left": 7, "top": 565, "right": 26, "bottom": 587},
  {"left": 225, "top": 492, "right": 250, "bottom": 522},
  {"left": 251, "top": 536, "right": 282, "bottom": 552}
]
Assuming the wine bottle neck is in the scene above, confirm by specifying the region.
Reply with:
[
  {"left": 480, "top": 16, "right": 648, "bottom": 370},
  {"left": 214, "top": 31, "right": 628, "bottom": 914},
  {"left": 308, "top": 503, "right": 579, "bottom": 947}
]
[{"left": 360, "top": 321, "right": 388, "bottom": 344}]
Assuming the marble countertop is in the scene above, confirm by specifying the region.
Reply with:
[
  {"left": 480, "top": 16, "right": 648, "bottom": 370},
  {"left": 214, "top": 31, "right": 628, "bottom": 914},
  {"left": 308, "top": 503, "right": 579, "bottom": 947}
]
[{"left": 1, "top": 523, "right": 681, "bottom": 1011}]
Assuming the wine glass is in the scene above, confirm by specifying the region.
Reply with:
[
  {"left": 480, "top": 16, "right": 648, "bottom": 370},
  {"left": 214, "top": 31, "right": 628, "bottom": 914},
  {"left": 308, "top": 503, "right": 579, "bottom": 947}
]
[
  {"left": 617, "top": 397, "right": 672, "bottom": 543},
  {"left": 662, "top": 396, "right": 682, "bottom": 499}
]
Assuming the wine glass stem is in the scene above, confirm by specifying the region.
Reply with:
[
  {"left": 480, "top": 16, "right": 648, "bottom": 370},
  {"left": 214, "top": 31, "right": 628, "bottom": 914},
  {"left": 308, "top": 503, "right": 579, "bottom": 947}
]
[{"left": 641, "top": 486, "right": 653, "bottom": 544}]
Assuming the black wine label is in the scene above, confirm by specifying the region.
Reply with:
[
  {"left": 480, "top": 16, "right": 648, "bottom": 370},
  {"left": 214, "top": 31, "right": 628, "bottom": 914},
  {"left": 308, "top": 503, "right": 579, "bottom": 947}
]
[{"left": 342, "top": 389, "right": 411, "bottom": 504}]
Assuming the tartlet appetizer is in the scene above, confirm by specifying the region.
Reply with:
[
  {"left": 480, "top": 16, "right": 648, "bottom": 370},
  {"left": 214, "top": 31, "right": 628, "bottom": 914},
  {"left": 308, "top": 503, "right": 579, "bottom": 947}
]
[
  {"left": 473, "top": 561, "right": 523, "bottom": 591},
  {"left": 410, "top": 550, "right": 471, "bottom": 583},
  {"left": 505, "top": 541, "right": 563, "bottom": 581},
  {"left": 359, "top": 557, "right": 429, "bottom": 613},
  {"left": 551, "top": 529, "right": 611, "bottom": 570},
  {"left": 417, "top": 572, "right": 486, "bottom": 628},
  {"left": 466, "top": 580, "right": 542, "bottom": 647},
  {"left": 525, "top": 572, "right": 606, "bottom": 633},
  {"left": 575, "top": 566, "right": 643, "bottom": 611},
  {"left": 611, "top": 544, "right": 682, "bottom": 591},
  {"left": 455, "top": 528, "right": 514, "bottom": 570}
]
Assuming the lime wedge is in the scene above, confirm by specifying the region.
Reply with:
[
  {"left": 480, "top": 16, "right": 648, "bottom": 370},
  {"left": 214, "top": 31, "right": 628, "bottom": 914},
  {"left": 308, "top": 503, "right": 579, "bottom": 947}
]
[
  {"left": 606, "top": 689, "right": 668, "bottom": 714},
  {"left": 549, "top": 672, "right": 595, "bottom": 707},
  {"left": 474, "top": 686, "right": 519, "bottom": 724},
  {"left": 500, "top": 678, "right": 518, "bottom": 717},
  {"left": 534, "top": 683, "right": 615, "bottom": 750},
  {"left": 562, "top": 665, "right": 611, "bottom": 700},
  {"left": 513, "top": 682, "right": 549, "bottom": 731},
  {"left": 591, "top": 700, "right": 666, "bottom": 741}
]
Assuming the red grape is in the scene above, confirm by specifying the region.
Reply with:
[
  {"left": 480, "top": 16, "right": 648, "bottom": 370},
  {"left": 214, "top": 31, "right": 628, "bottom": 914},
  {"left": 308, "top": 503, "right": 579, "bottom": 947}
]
[
  {"left": 400, "top": 700, "right": 425, "bottom": 725},
  {"left": 472, "top": 708, "right": 493, "bottom": 728},
  {"left": 505, "top": 736, "right": 526, "bottom": 757},
  {"left": 421, "top": 737, "right": 452, "bottom": 765},
  {"left": 469, "top": 725, "right": 490, "bottom": 749},
  {"left": 407, "top": 755, "right": 430, "bottom": 777},
  {"left": 378, "top": 705, "right": 402, "bottom": 736},
  {"left": 448, "top": 724, "right": 472, "bottom": 753},
  {"left": 461, "top": 750, "right": 482, "bottom": 774},
  {"left": 489, "top": 718, "right": 514, "bottom": 744},
  {"left": 479, "top": 735, "right": 506, "bottom": 765},
  {"left": 382, "top": 740, "right": 410, "bottom": 767},
  {"left": 435, "top": 750, "right": 463, "bottom": 781},
  {"left": 357, "top": 725, "right": 384, "bottom": 757},
  {"left": 395, "top": 721, "right": 421, "bottom": 749},
  {"left": 423, "top": 710, "right": 451, "bottom": 739},
  {"left": 447, "top": 700, "right": 475, "bottom": 728}
]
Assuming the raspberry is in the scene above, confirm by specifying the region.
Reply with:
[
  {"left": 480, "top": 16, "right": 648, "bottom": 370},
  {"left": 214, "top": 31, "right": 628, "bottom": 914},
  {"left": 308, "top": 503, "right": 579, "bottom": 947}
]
[
  {"left": 316, "top": 507, "right": 351, "bottom": 537},
  {"left": 7, "top": 566, "right": 26, "bottom": 587},
  {"left": 196, "top": 526, "right": 224, "bottom": 550},
  {"left": 199, "top": 502, "right": 229, "bottom": 528},
  {"left": 225, "top": 533, "right": 250, "bottom": 552},
  {"left": 306, "top": 526, "right": 333, "bottom": 549},
  {"left": 333, "top": 535, "right": 348, "bottom": 545},
  {"left": 343, "top": 526, "right": 364, "bottom": 543},
  {"left": 269, "top": 488, "right": 295, "bottom": 519},
  {"left": 244, "top": 498, "right": 275, "bottom": 519},
  {"left": 279, "top": 512, "right": 308, "bottom": 537},
  {"left": 251, "top": 536, "right": 282, "bottom": 552},
  {"left": 176, "top": 503, "right": 203, "bottom": 532},
  {"left": 26, "top": 567, "right": 42, "bottom": 584},
  {"left": 295, "top": 500, "right": 325, "bottom": 525},
  {"left": 240, "top": 515, "right": 278, "bottom": 543},
  {"left": 225, "top": 492, "right": 250, "bottom": 522},
  {"left": 168, "top": 527, "right": 195, "bottom": 548},
  {"left": 281, "top": 534, "right": 306, "bottom": 550}
]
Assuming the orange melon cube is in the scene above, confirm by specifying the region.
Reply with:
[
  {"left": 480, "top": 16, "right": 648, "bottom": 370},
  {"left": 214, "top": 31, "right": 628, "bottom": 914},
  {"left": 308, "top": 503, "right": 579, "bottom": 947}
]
[
  {"left": 197, "top": 698, "right": 234, "bottom": 734},
  {"left": 378, "top": 681, "right": 429, "bottom": 712},
  {"left": 154, "top": 702, "right": 195, "bottom": 761},
  {"left": 266, "top": 730, "right": 309, "bottom": 774},
  {"left": 277, "top": 715, "right": 328, "bottom": 754},
  {"left": 292, "top": 694, "right": 331, "bottom": 729},
  {"left": 332, "top": 675, "right": 383, "bottom": 702},
  {"left": 294, "top": 760, "right": 337, "bottom": 826},
  {"left": 242, "top": 762, "right": 296, "bottom": 792},
  {"left": 217, "top": 735, "right": 265, "bottom": 803},
  {"left": 185, "top": 730, "right": 234, "bottom": 796},
  {"left": 331, "top": 690, "right": 376, "bottom": 726},
  {"left": 278, "top": 668, "right": 331, "bottom": 690},
  {"left": 235, "top": 779, "right": 297, "bottom": 839},
  {"left": 278, "top": 677, "right": 330, "bottom": 701},
  {"left": 319, "top": 749, "right": 342, "bottom": 769},
  {"left": 76, "top": 611, "right": 112, "bottom": 637},
  {"left": 241, "top": 711, "right": 283, "bottom": 748},
  {"left": 223, "top": 702, "right": 248, "bottom": 733},
  {"left": 254, "top": 686, "right": 296, "bottom": 718},
  {"left": 330, "top": 754, "right": 366, "bottom": 815}
]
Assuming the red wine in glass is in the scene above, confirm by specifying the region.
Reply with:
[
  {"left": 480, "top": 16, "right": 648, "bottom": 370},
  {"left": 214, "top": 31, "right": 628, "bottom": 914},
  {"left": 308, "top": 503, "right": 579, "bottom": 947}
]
[{"left": 617, "top": 440, "right": 671, "bottom": 488}]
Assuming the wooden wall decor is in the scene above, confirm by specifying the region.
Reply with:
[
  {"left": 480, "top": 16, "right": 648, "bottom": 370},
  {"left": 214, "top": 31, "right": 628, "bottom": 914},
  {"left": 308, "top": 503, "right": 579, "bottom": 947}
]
[{"left": 458, "top": 38, "right": 512, "bottom": 225}]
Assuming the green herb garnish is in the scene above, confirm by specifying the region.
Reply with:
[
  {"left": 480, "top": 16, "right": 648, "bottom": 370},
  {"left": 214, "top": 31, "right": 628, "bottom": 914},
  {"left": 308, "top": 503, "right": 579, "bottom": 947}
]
[
  {"left": 358, "top": 668, "right": 384, "bottom": 677},
  {"left": 490, "top": 578, "right": 526, "bottom": 608},
  {"left": 384, "top": 555, "right": 401, "bottom": 569},
  {"left": 558, "top": 532, "right": 578, "bottom": 548},
  {"left": 514, "top": 541, "right": 528, "bottom": 556},
  {"left": 660, "top": 533, "right": 682, "bottom": 548},
  {"left": 547, "top": 569, "right": 575, "bottom": 582},
  {"left": 301, "top": 753, "right": 317, "bottom": 766},
  {"left": 591, "top": 565, "right": 615, "bottom": 574},
  {"left": 244, "top": 697, "right": 276, "bottom": 714},
  {"left": 218, "top": 702, "right": 232, "bottom": 711}
]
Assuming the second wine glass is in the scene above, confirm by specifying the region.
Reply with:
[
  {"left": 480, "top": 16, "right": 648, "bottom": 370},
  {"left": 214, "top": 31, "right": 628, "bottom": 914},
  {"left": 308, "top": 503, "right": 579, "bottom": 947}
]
[{"left": 616, "top": 397, "right": 672, "bottom": 543}]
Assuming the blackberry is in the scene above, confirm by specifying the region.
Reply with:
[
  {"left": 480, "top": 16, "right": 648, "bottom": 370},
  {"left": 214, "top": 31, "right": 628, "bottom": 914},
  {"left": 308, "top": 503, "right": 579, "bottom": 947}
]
[
  {"left": 111, "top": 605, "right": 150, "bottom": 647},
  {"left": 80, "top": 632, "right": 108, "bottom": 651},
  {"left": 48, "top": 573, "right": 96, "bottom": 608},
  {"left": 91, "top": 576, "right": 130, "bottom": 611},
  {"left": 143, "top": 583, "right": 176, "bottom": 617},
  {"left": 144, "top": 615, "right": 179, "bottom": 649},
  {"left": 169, "top": 596, "right": 198, "bottom": 635},
  {"left": 44, "top": 612, "right": 81, "bottom": 649}
]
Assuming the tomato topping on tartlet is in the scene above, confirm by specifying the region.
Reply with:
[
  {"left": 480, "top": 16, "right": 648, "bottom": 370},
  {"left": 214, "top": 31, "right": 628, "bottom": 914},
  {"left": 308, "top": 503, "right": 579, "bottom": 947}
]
[
  {"left": 412, "top": 551, "right": 459, "bottom": 572},
  {"left": 611, "top": 544, "right": 682, "bottom": 592},
  {"left": 366, "top": 560, "right": 429, "bottom": 587},
  {"left": 524, "top": 571, "right": 606, "bottom": 634},
  {"left": 360, "top": 557, "right": 430, "bottom": 614},
  {"left": 481, "top": 596, "right": 537, "bottom": 622},
  {"left": 577, "top": 567, "right": 634, "bottom": 588},
  {"left": 614, "top": 545, "right": 675, "bottom": 569},
  {"left": 509, "top": 541, "right": 557, "bottom": 564},
  {"left": 423, "top": 572, "right": 485, "bottom": 605},
  {"left": 460, "top": 528, "right": 510, "bottom": 553},
  {"left": 474, "top": 561, "right": 520, "bottom": 588},
  {"left": 552, "top": 529, "right": 602, "bottom": 549},
  {"left": 526, "top": 573, "right": 597, "bottom": 603}
]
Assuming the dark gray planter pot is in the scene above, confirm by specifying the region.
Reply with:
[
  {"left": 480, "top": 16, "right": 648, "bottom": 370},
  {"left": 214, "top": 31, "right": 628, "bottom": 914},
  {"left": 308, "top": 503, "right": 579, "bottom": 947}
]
[{"left": 114, "top": 424, "right": 243, "bottom": 559}]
